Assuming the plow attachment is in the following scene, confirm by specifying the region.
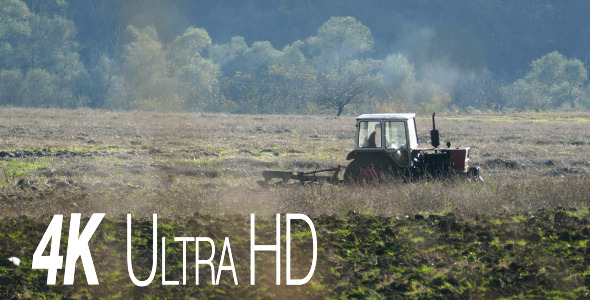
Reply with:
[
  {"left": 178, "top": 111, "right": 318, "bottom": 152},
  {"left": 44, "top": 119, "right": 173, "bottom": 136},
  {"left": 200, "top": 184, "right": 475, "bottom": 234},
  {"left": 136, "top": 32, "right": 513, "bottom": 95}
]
[{"left": 259, "top": 166, "right": 345, "bottom": 186}]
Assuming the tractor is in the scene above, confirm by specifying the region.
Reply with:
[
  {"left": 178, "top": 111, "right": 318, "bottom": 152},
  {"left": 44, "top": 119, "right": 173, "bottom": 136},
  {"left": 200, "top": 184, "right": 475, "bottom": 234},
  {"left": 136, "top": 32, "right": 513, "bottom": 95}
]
[{"left": 261, "top": 113, "right": 481, "bottom": 185}]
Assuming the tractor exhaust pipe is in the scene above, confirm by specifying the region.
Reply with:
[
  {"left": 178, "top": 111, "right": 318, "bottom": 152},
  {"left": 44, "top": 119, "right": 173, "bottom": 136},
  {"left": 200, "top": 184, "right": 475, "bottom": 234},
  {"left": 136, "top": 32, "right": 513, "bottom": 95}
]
[{"left": 431, "top": 112, "right": 440, "bottom": 148}]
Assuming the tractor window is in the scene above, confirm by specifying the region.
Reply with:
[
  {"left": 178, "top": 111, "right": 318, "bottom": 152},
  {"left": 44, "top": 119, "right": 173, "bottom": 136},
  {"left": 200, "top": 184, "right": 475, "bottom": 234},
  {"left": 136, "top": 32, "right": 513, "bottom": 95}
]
[
  {"left": 358, "top": 121, "right": 381, "bottom": 148},
  {"left": 384, "top": 121, "right": 407, "bottom": 149}
]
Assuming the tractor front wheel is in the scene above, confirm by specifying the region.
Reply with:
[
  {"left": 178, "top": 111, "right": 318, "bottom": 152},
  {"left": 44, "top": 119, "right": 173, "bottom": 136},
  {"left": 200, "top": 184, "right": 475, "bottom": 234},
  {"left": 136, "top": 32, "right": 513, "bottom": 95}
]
[{"left": 344, "top": 155, "right": 397, "bottom": 184}]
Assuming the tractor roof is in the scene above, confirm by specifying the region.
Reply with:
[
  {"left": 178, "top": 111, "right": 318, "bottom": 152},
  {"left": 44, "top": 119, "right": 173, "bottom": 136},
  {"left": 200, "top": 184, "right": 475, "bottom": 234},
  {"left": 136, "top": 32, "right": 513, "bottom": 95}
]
[{"left": 356, "top": 113, "right": 416, "bottom": 121}]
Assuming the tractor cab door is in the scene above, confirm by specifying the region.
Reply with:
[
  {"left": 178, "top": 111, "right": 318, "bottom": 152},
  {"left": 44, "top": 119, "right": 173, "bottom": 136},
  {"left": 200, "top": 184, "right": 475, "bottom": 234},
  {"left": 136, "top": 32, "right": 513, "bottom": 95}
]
[{"left": 383, "top": 121, "right": 412, "bottom": 167}]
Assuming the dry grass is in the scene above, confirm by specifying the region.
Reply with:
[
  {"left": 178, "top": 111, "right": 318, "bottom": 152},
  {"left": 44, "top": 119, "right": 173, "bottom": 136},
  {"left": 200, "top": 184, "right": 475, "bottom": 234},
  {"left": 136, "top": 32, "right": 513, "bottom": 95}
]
[
  {"left": 1, "top": 108, "right": 589, "bottom": 218},
  {"left": 1, "top": 109, "right": 590, "bottom": 299}
]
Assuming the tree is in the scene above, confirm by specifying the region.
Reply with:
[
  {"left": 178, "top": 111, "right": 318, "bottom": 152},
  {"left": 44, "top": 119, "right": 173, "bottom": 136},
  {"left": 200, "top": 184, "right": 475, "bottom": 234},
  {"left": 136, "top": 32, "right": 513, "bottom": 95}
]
[
  {"left": 168, "top": 27, "right": 220, "bottom": 111},
  {"left": 503, "top": 51, "right": 588, "bottom": 110},
  {"left": 0, "top": 1, "right": 87, "bottom": 108},
  {"left": 525, "top": 51, "right": 587, "bottom": 108},
  {"left": 86, "top": 54, "right": 124, "bottom": 108},
  {"left": 21, "top": 68, "right": 58, "bottom": 107},
  {"left": 20, "top": 14, "right": 85, "bottom": 77},
  {"left": 502, "top": 79, "right": 552, "bottom": 111},
  {"left": 266, "top": 40, "right": 316, "bottom": 113},
  {"left": 315, "top": 60, "right": 378, "bottom": 117},
  {"left": 207, "top": 36, "right": 248, "bottom": 67},
  {"left": 378, "top": 54, "right": 418, "bottom": 104},
  {"left": 168, "top": 27, "right": 211, "bottom": 68},
  {"left": 315, "top": 75, "right": 369, "bottom": 116},
  {"left": 0, "top": 0, "right": 30, "bottom": 63},
  {"left": 122, "top": 25, "right": 172, "bottom": 110},
  {"left": 0, "top": 69, "right": 23, "bottom": 106},
  {"left": 217, "top": 40, "right": 282, "bottom": 113},
  {"left": 307, "top": 16, "right": 373, "bottom": 73},
  {"left": 452, "top": 68, "right": 502, "bottom": 109},
  {"left": 307, "top": 17, "right": 376, "bottom": 116},
  {"left": 225, "top": 41, "right": 281, "bottom": 76}
]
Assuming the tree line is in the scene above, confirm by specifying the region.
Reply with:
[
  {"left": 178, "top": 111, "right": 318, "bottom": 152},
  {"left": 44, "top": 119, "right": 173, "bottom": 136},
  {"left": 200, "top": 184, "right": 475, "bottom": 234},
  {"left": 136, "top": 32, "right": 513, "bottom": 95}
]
[{"left": 1, "top": 0, "right": 588, "bottom": 115}]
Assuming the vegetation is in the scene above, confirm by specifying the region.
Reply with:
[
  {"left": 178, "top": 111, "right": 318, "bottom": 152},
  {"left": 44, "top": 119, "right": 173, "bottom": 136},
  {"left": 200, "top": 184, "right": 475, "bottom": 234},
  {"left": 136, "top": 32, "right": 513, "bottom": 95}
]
[
  {"left": 2, "top": 209, "right": 590, "bottom": 299},
  {"left": 1, "top": 2, "right": 589, "bottom": 297},
  {"left": 0, "top": 109, "right": 589, "bottom": 298},
  {"left": 1, "top": 1, "right": 590, "bottom": 114},
  {"left": 502, "top": 52, "right": 589, "bottom": 111}
]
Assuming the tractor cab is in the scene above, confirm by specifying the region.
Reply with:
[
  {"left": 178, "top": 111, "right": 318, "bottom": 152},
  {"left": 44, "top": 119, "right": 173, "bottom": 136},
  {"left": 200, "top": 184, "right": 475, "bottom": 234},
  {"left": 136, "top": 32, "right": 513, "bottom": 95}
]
[
  {"left": 352, "top": 113, "right": 418, "bottom": 168},
  {"left": 356, "top": 114, "right": 418, "bottom": 149}
]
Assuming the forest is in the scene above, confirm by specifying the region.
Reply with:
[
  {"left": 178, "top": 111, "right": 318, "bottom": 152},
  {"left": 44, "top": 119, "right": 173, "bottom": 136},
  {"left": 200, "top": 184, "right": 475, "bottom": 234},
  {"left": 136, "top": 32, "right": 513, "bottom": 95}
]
[{"left": 1, "top": 0, "right": 589, "bottom": 115}]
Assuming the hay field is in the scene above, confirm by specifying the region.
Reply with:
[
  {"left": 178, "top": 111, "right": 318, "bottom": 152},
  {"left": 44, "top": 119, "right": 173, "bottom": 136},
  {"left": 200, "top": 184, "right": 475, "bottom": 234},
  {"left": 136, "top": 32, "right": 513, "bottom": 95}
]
[
  {"left": 1, "top": 109, "right": 589, "bottom": 298},
  {"left": 1, "top": 108, "right": 588, "bottom": 217}
]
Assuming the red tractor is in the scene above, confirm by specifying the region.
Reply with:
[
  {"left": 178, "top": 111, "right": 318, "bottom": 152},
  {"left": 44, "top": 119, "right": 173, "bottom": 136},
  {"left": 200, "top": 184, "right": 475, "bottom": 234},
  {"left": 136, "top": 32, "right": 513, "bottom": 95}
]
[{"left": 261, "top": 113, "right": 481, "bottom": 185}]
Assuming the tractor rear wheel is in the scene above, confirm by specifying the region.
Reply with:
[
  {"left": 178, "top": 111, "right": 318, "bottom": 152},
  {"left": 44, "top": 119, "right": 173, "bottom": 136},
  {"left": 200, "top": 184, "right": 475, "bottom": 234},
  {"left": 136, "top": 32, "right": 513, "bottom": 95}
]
[{"left": 344, "top": 155, "right": 397, "bottom": 184}]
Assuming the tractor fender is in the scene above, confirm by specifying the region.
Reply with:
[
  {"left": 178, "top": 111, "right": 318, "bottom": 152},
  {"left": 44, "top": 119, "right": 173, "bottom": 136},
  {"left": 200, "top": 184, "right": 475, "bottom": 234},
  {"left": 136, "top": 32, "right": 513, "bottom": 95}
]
[{"left": 344, "top": 150, "right": 407, "bottom": 183}]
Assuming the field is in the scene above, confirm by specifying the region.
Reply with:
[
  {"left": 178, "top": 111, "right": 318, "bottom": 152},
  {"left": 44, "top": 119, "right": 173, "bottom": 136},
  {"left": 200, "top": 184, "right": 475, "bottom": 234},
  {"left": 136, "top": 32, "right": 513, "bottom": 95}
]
[{"left": 1, "top": 108, "right": 589, "bottom": 298}]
